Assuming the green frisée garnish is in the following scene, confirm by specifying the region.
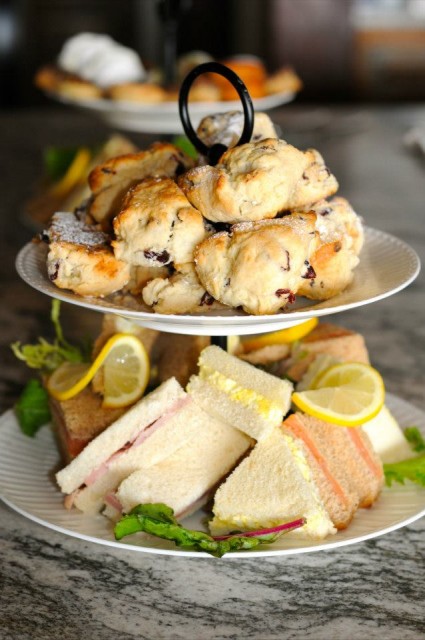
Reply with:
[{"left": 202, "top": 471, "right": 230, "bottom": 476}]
[
  {"left": 404, "top": 427, "right": 425, "bottom": 453},
  {"left": 114, "top": 503, "right": 305, "bottom": 557},
  {"left": 15, "top": 379, "right": 51, "bottom": 437},
  {"left": 11, "top": 300, "right": 87, "bottom": 372},
  {"left": 384, "top": 455, "right": 425, "bottom": 487}
]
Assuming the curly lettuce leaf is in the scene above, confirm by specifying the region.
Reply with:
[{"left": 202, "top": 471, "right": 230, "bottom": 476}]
[
  {"left": 404, "top": 426, "right": 425, "bottom": 453},
  {"left": 11, "top": 300, "right": 87, "bottom": 372},
  {"left": 15, "top": 379, "right": 51, "bottom": 437},
  {"left": 384, "top": 455, "right": 425, "bottom": 487},
  {"left": 114, "top": 503, "right": 304, "bottom": 557}
]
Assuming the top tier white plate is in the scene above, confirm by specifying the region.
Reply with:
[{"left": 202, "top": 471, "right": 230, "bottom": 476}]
[
  {"left": 47, "top": 90, "right": 296, "bottom": 134},
  {"left": 15, "top": 227, "right": 420, "bottom": 336}
]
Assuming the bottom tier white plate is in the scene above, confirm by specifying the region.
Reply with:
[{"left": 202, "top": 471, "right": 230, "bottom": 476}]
[{"left": 1, "top": 393, "right": 424, "bottom": 558}]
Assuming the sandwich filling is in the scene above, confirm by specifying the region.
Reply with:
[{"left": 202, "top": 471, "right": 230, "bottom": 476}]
[
  {"left": 210, "top": 429, "right": 336, "bottom": 539},
  {"left": 67, "top": 395, "right": 192, "bottom": 503},
  {"left": 198, "top": 365, "right": 283, "bottom": 423}
]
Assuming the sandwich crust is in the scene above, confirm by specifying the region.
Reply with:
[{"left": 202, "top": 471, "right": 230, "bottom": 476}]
[{"left": 178, "top": 138, "right": 338, "bottom": 224}]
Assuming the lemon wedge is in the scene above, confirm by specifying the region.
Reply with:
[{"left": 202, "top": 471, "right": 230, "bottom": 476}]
[
  {"left": 291, "top": 362, "right": 385, "bottom": 427},
  {"left": 47, "top": 333, "right": 150, "bottom": 408},
  {"left": 241, "top": 317, "right": 319, "bottom": 352},
  {"left": 49, "top": 147, "right": 91, "bottom": 198}
]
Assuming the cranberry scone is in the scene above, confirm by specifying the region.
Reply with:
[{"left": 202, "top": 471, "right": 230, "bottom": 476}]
[
  {"left": 45, "top": 211, "right": 130, "bottom": 297},
  {"left": 88, "top": 142, "right": 193, "bottom": 227},
  {"left": 112, "top": 177, "right": 211, "bottom": 269},
  {"left": 178, "top": 138, "right": 338, "bottom": 224},
  {"left": 196, "top": 110, "right": 278, "bottom": 151},
  {"left": 298, "top": 197, "right": 364, "bottom": 300},
  {"left": 142, "top": 262, "right": 224, "bottom": 314},
  {"left": 194, "top": 212, "right": 319, "bottom": 315}
]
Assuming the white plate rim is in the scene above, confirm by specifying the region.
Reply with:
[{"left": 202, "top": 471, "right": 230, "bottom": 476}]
[
  {"left": 1, "top": 392, "right": 425, "bottom": 559},
  {"left": 15, "top": 227, "right": 421, "bottom": 336}
]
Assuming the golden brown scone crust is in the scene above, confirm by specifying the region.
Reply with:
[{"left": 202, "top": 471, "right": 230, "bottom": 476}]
[
  {"left": 194, "top": 212, "right": 319, "bottom": 315},
  {"left": 298, "top": 197, "right": 364, "bottom": 300},
  {"left": 142, "top": 262, "right": 224, "bottom": 314},
  {"left": 88, "top": 142, "right": 194, "bottom": 227},
  {"left": 112, "top": 177, "right": 209, "bottom": 268},
  {"left": 178, "top": 138, "right": 338, "bottom": 224},
  {"left": 46, "top": 212, "right": 130, "bottom": 297}
]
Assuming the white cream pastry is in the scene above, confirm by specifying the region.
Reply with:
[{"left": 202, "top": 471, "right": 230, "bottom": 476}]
[{"left": 57, "top": 32, "right": 146, "bottom": 88}]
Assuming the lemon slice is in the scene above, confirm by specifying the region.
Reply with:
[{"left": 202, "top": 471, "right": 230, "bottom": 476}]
[
  {"left": 291, "top": 362, "right": 385, "bottom": 426},
  {"left": 47, "top": 333, "right": 150, "bottom": 407},
  {"left": 241, "top": 318, "right": 318, "bottom": 352},
  {"left": 296, "top": 353, "right": 341, "bottom": 392}
]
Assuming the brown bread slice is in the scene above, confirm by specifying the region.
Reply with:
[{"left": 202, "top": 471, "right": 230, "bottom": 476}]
[{"left": 282, "top": 413, "right": 359, "bottom": 529}]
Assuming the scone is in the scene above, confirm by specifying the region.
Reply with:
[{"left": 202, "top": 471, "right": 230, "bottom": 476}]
[
  {"left": 298, "top": 197, "right": 364, "bottom": 300},
  {"left": 194, "top": 212, "right": 319, "bottom": 315},
  {"left": 45, "top": 212, "right": 130, "bottom": 297},
  {"left": 178, "top": 138, "right": 338, "bottom": 224},
  {"left": 264, "top": 66, "right": 303, "bottom": 95},
  {"left": 142, "top": 262, "right": 225, "bottom": 314},
  {"left": 34, "top": 64, "right": 103, "bottom": 100},
  {"left": 88, "top": 142, "right": 194, "bottom": 227},
  {"left": 112, "top": 177, "right": 210, "bottom": 268},
  {"left": 123, "top": 264, "right": 171, "bottom": 296},
  {"left": 196, "top": 110, "right": 278, "bottom": 150}
]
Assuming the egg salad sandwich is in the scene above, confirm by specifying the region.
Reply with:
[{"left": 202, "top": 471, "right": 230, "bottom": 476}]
[
  {"left": 209, "top": 409, "right": 384, "bottom": 539},
  {"left": 187, "top": 345, "right": 293, "bottom": 441},
  {"left": 209, "top": 424, "right": 337, "bottom": 540},
  {"left": 55, "top": 377, "right": 252, "bottom": 514}
]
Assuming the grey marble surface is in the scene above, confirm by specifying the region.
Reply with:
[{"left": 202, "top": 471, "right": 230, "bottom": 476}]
[{"left": 1, "top": 104, "right": 425, "bottom": 639}]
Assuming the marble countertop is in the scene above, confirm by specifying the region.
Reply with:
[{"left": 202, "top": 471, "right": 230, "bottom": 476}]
[{"left": 1, "top": 104, "right": 425, "bottom": 639}]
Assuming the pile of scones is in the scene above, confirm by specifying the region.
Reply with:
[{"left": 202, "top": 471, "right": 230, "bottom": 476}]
[{"left": 43, "top": 111, "right": 364, "bottom": 316}]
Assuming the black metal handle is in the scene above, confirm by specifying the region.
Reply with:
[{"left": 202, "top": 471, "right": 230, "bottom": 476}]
[{"left": 178, "top": 61, "right": 254, "bottom": 165}]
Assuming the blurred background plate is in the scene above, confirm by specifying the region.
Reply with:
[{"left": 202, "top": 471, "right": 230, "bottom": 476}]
[{"left": 45, "top": 89, "right": 296, "bottom": 134}]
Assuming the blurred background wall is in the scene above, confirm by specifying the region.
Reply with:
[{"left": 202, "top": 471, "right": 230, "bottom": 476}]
[{"left": 1, "top": 0, "right": 425, "bottom": 107}]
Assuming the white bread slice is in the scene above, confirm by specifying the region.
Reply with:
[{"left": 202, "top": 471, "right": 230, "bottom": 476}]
[
  {"left": 209, "top": 426, "right": 336, "bottom": 539},
  {"left": 187, "top": 345, "right": 293, "bottom": 441},
  {"left": 112, "top": 416, "right": 253, "bottom": 518},
  {"left": 56, "top": 378, "right": 186, "bottom": 495},
  {"left": 70, "top": 396, "right": 252, "bottom": 514}
]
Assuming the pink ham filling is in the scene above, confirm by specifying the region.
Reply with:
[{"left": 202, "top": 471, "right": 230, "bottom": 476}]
[
  {"left": 82, "top": 395, "right": 192, "bottom": 488},
  {"left": 103, "top": 487, "right": 211, "bottom": 519}
]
